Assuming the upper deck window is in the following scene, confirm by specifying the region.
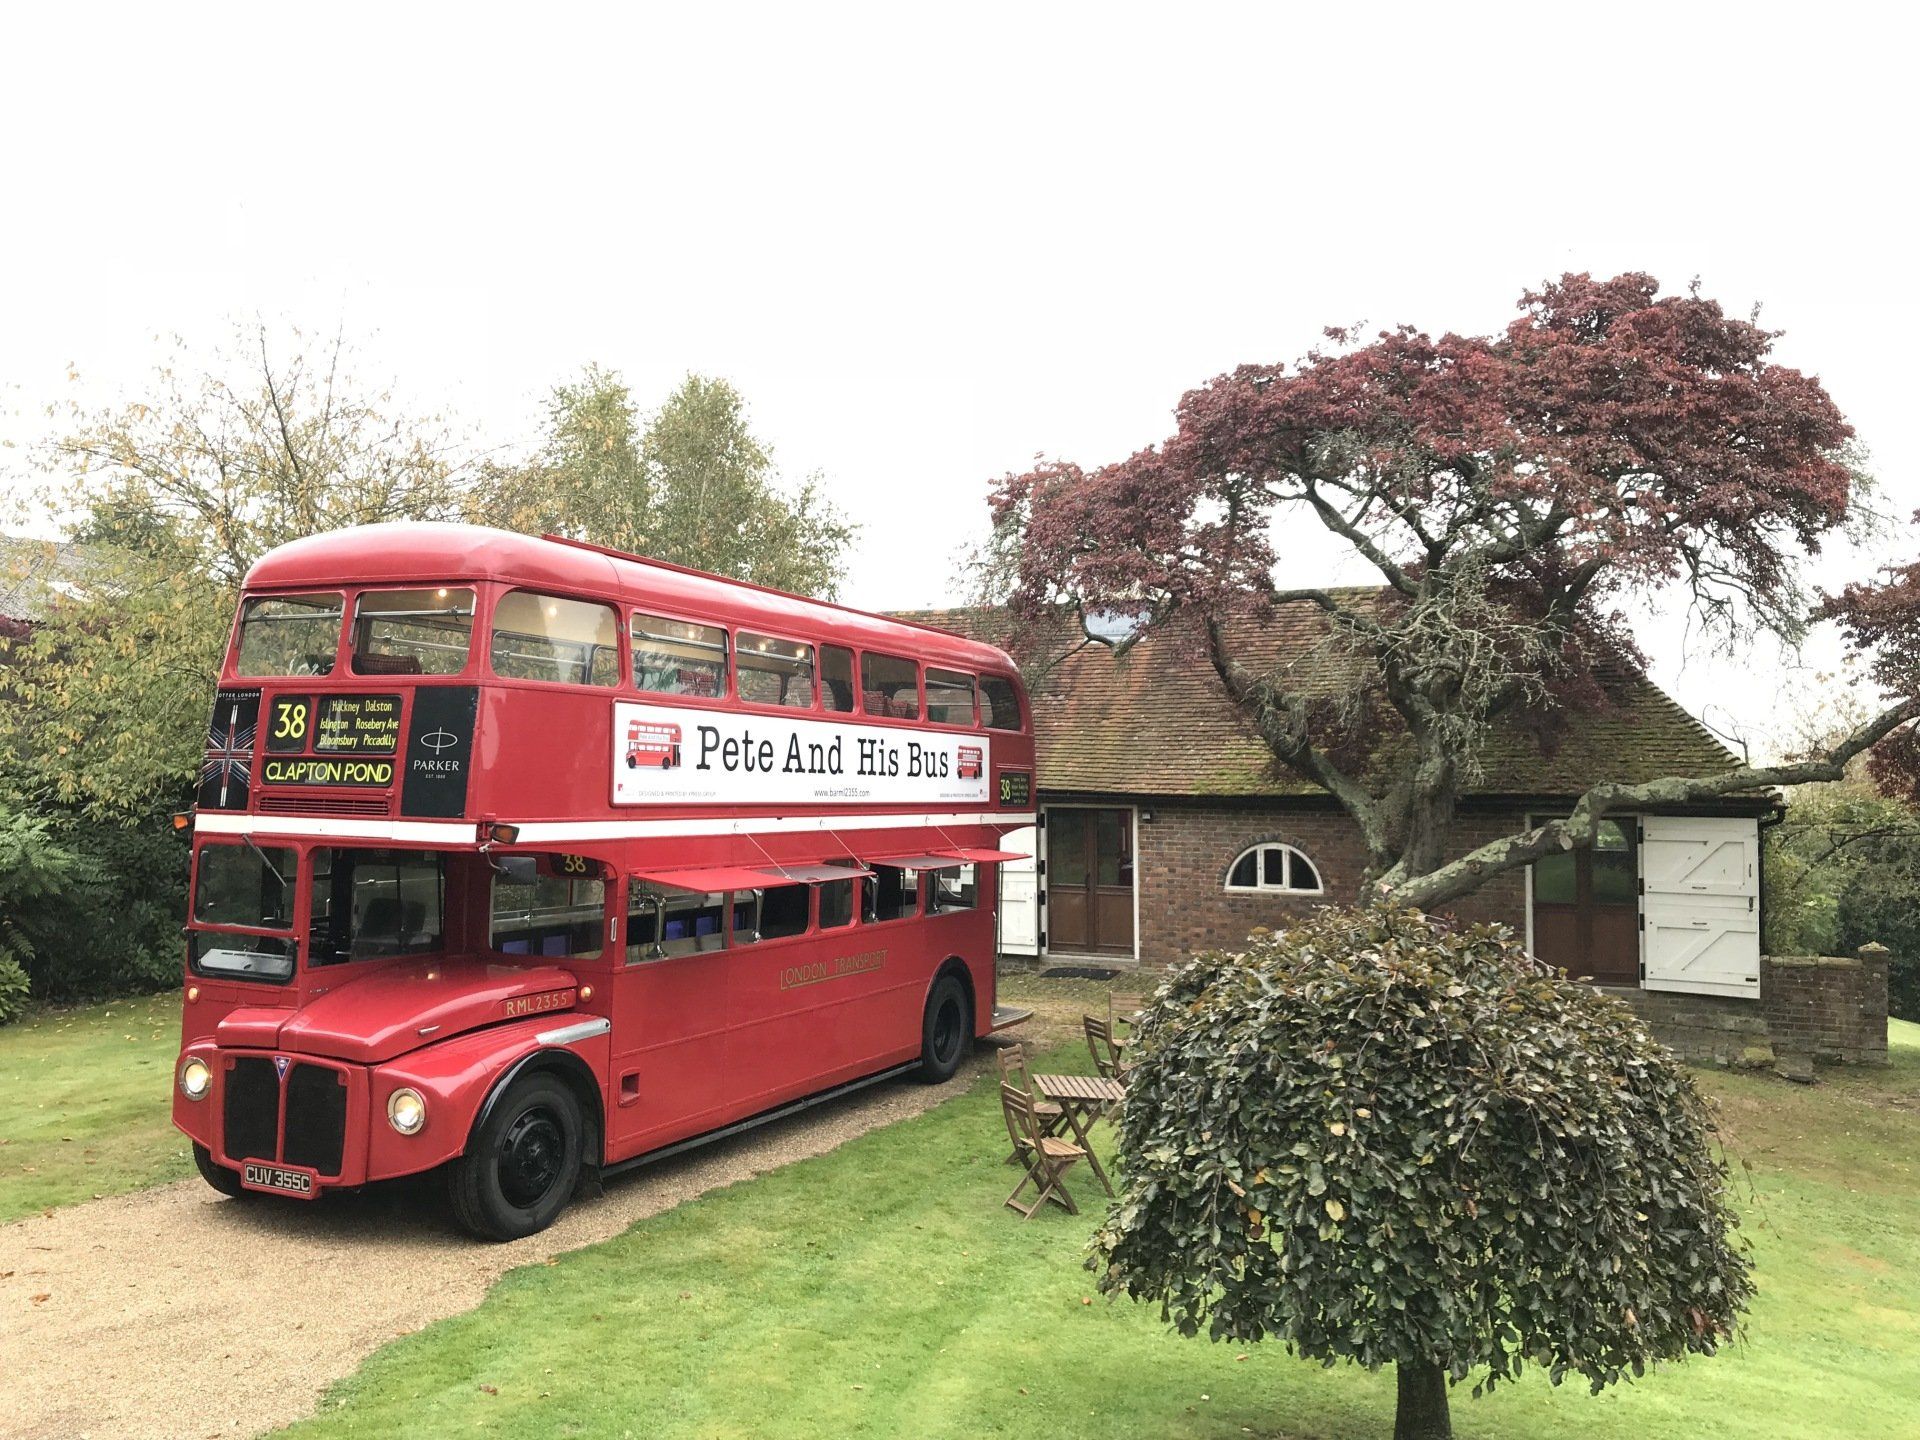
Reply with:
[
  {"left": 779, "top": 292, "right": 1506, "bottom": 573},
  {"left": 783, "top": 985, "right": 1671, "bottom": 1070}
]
[
  {"left": 352, "top": 587, "right": 475, "bottom": 676},
  {"left": 820, "top": 645, "right": 856, "bottom": 713},
  {"left": 980, "top": 675, "right": 1024, "bottom": 731},
  {"left": 632, "top": 613, "right": 728, "bottom": 698},
  {"left": 491, "top": 591, "right": 620, "bottom": 688},
  {"left": 235, "top": 593, "right": 343, "bottom": 677},
  {"left": 736, "top": 633, "right": 814, "bottom": 709},
  {"left": 860, "top": 652, "right": 920, "bottom": 720},
  {"left": 925, "top": 669, "right": 975, "bottom": 726}
]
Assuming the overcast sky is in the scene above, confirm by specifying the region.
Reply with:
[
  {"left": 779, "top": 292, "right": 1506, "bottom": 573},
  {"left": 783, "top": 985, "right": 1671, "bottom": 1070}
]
[{"left": 2, "top": 3, "right": 1911, "bottom": 761}]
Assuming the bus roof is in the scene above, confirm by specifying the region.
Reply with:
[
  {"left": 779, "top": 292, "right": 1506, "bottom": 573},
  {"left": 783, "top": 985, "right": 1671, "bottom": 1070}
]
[{"left": 243, "top": 523, "right": 1019, "bottom": 676}]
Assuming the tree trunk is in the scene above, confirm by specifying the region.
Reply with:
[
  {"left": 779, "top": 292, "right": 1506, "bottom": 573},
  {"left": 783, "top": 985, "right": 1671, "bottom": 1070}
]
[{"left": 1394, "top": 1360, "right": 1451, "bottom": 1440}]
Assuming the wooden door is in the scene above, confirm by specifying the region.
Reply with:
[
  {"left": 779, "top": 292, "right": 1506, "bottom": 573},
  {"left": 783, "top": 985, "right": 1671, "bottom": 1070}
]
[
  {"left": 1045, "top": 808, "right": 1134, "bottom": 956},
  {"left": 1642, "top": 817, "right": 1760, "bottom": 998},
  {"left": 1530, "top": 818, "right": 1639, "bottom": 984}
]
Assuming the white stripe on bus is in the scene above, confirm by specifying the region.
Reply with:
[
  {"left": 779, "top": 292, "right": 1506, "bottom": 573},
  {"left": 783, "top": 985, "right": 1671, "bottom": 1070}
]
[{"left": 191, "top": 812, "right": 1039, "bottom": 843}]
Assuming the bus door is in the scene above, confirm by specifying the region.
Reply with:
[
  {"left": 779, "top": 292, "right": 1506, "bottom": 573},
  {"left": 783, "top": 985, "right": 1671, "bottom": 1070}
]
[{"left": 609, "top": 880, "right": 737, "bottom": 1153}]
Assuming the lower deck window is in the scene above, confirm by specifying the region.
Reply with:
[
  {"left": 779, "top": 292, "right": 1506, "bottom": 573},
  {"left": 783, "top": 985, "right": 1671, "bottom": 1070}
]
[
  {"left": 731, "top": 884, "right": 810, "bottom": 943},
  {"left": 930, "top": 863, "right": 976, "bottom": 912},
  {"left": 659, "top": 892, "right": 727, "bottom": 956},
  {"left": 818, "top": 877, "right": 857, "bottom": 929},
  {"left": 491, "top": 871, "right": 604, "bottom": 958},
  {"left": 866, "top": 865, "right": 919, "bottom": 922}
]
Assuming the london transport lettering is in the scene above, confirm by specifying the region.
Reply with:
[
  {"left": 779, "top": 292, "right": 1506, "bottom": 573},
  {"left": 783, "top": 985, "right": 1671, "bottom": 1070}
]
[
  {"left": 611, "top": 702, "right": 990, "bottom": 806},
  {"left": 502, "top": 988, "right": 576, "bottom": 1019},
  {"left": 779, "top": 950, "right": 886, "bottom": 991}
]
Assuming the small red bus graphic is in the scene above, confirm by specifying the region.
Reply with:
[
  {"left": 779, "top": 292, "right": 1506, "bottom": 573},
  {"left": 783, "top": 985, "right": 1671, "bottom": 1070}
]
[
  {"left": 957, "top": 745, "right": 983, "bottom": 780},
  {"left": 625, "top": 719, "right": 683, "bottom": 770}
]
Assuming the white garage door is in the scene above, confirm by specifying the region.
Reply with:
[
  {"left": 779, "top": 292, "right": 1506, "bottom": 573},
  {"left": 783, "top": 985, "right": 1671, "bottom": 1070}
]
[
  {"left": 1641, "top": 816, "right": 1761, "bottom": 999},
  {"left": 997, "top": 825, "right": 1040, "bottom": 956}
]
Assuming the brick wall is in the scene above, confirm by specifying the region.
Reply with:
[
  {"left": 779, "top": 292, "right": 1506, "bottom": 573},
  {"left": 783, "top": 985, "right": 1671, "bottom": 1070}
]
[
  {"left": 1131, "top": 801, "right": 1531, "bottom": 967},
  {"left": 1762, "top": 947, "right": 1889, "bottom": 1065}
]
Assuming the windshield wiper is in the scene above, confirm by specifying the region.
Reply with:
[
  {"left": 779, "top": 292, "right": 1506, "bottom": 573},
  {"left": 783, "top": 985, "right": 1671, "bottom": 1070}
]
[{"left": 242, "top": 833, "right": 288, "bottom": 890}]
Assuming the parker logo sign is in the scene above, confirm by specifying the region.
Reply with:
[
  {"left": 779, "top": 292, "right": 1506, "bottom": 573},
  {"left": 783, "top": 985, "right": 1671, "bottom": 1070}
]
[{"left": 611, "top": 702, "right": 991, "bottom": 807}]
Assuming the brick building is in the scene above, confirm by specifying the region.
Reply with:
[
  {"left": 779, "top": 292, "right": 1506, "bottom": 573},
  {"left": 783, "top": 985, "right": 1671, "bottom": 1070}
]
[{"left": 902, "top": 601, "right": 1774, "bottom": 1002}]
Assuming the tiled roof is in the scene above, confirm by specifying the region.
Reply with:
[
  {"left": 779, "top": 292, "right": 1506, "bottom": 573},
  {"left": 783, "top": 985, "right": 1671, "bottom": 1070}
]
[
  {"left": 0, "top": 536, "right": 121, "bottom": 623},
  {"left": 896, "top": 596, "right": 1742, "bottom": 800}
]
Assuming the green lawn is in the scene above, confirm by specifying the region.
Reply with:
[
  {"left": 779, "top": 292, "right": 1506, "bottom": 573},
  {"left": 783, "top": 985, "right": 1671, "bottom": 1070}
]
[
  {"left": 0, "top": 990, "right": 190, "bottom": 1220},
  {"left": 278, "top": 1022, "right": 1920, "bottom": 1440}
]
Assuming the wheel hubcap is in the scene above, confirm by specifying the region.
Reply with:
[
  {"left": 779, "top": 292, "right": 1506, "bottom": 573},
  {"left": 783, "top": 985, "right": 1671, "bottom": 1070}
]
[{"left": 498, "top": 1106, "right": 565, "bottom": 1209}]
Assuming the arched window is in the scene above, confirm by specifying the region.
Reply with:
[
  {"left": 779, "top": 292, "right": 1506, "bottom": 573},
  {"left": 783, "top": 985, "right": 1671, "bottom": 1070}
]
[{"left": 1225, "top": 842, "right": 1323, "bottom": 895}]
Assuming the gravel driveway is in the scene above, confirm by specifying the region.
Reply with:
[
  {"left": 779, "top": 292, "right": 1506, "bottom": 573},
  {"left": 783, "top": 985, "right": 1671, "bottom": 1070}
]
[{"left": 0, "top": 1046, "right": 1010, "bottom": 1440}]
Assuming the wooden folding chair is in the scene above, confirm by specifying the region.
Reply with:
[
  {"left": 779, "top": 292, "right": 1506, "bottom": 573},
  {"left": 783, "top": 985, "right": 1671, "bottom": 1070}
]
[
  {"left": 1000, "top": 1081, "right": 1087, "bottom": 1218},
  {"left": 1084, "top": 1014, "right": 1128, "bottom": 1081},
  {"left": 994, "top": 1043, "right": 1064, "bottom": 1164}
]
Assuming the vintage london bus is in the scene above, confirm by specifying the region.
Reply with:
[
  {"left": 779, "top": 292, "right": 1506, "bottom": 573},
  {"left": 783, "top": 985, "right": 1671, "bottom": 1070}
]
[{"left": 172, "top": 523, "right": 1035, "bottom": 1239}]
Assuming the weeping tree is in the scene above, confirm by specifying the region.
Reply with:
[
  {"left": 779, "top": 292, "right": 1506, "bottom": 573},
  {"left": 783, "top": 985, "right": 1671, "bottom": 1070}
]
[
  {"left": 988, "top": 272, "right": 1920, "bottom": 908},
  {"left": 1094, "top": 906, "right": 1754, "bottom": 1440}
]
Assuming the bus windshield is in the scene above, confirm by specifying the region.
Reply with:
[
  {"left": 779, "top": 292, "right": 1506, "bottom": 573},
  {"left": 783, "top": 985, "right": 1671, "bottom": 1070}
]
[{"left": 190, "top": 843, "right": 296, "bottom": 981}]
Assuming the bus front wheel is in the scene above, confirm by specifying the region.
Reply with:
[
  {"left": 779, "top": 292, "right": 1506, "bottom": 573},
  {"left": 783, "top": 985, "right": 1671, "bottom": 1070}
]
[
  {"left": 449, "top": 1073, "right": 584, "bottom": 1241},
  {"left": 918, "top": 972, "right": 972, "bottom": 1083},
  {"left": 192, "top": 1143, "right": 247, "bottom": 1198}
]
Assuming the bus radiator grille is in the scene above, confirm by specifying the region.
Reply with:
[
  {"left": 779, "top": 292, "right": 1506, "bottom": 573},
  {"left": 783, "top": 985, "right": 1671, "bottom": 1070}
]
[
  {"left": 283, "top": 1063, "right": 349, "bottom": 1175},
  {"left": 222, "top": 1057, "right": 279, "bottom": 1164}
]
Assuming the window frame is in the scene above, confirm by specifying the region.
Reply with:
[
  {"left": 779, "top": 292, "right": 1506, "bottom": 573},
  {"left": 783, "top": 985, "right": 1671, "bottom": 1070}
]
[
  {"left": 1223, "top": 842, "right": 1325, "bottom": 896},
  {"left": 733, "top": 631, "right": 818, "bottom": 712},
  {"left": 629, "top": 609, "right": 732, "bottom": 703},
  {"left": 487, "top": 587, "right": 624, "bottom": 690},
  {"left": 348, "top": 585, "right": 479, "bottom": 678},
  {"left": 857, "top": 650, "right": 923, "bottom": 722},
  {"left": 232, "top": 591, "right": 347, "bottom": 679},
  {"left": 923, "top": 667, "right": 978, "bottom": 728}
]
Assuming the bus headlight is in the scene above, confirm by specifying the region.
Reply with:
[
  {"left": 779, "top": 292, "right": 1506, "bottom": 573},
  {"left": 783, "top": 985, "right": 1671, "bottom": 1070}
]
[
  {"left": 179, "top": 1057, "right": 212, "bottom": 1101},
  {"left": 387, "top": 1088, "right": 427, "bottom": 1135}
]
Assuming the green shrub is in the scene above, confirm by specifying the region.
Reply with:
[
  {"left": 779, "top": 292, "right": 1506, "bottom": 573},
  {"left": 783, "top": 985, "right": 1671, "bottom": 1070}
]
[
  {"left": 1094, "top": 906, "right": 1753, "bottom": 1440},
  {"left": 0, "top": 955, "right": 29, "bottom": 1025}
]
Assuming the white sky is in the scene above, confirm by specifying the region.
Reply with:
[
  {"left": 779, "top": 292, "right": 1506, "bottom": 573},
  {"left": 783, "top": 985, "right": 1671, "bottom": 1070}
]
[{"left": 2, "top": 3, "right": 1912, "bottom": 762}]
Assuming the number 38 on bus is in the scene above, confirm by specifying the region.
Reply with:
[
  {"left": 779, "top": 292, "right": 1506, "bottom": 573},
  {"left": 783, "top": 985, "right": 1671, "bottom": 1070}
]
[{"left": 172, "top": 524, "right": 1034, "bottom": 1239}]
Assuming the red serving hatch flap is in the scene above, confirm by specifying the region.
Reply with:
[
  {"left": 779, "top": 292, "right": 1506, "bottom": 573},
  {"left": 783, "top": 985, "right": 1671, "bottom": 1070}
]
[
  {"left": 632, "top": 865, "right": 789, "bottom": 893},
  {"left": 936, "top": 847, "right": 1029, "bottom": 863},
  {"left": 757, "top": 862, "right": 873, "bottom": 882},
  {"left": 866, "top": 852, "right": 966, "bottom": 870}
]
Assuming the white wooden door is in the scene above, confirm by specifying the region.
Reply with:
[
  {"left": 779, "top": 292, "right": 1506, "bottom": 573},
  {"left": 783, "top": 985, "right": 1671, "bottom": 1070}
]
[
  {"left": 1640, "top": 817, "right": 1761, "bottom": 999},
  {"left": 997, "top": 825, "right": 1040, "bottom": 956}
]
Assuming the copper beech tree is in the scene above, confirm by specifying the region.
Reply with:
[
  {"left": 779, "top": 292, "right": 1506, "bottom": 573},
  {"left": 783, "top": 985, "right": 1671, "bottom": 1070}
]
[{"left": 989, "top": 272, "right": 1920, "bottom": 908}]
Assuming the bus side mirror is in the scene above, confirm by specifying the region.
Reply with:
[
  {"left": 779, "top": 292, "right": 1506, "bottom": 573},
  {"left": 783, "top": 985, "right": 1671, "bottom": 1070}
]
[{"left": 490, "top": 856, "right": 538, "bottom": 884}]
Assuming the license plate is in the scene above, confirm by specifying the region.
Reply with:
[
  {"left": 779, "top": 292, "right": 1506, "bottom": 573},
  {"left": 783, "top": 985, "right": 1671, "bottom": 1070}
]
[{"left": 242, "top": 1162, "right": 318, "bottom": 1197}]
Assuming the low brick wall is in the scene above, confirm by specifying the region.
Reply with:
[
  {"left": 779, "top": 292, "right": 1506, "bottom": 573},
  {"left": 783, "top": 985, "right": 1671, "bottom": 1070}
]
[
  {"left": 1763, "top": 947, "right": 1889, "bottom": 1066},
  {"left": 1608, "top": 945, "right": 1889, "bottom": 1071}
]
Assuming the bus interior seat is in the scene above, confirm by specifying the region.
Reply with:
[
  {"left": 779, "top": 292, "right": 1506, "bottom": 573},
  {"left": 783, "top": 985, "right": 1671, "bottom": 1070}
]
[{"left": 353, "top": 652, "right": 424, "bottom": 675}]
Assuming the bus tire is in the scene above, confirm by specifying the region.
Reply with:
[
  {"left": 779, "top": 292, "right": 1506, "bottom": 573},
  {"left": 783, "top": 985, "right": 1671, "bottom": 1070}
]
[
  {"left": 192, "top": 1143, "right": 248, "bottom": 1198},
  {"left": 918, "top": 971, "right": 972, "bottom": 1083},
  {"left": 449, "top": 1072, "right": 584, "bottom": 1241}
]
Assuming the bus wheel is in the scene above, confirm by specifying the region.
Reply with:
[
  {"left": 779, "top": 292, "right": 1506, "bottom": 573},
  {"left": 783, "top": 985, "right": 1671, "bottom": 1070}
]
[
  {"left": 449, "top": 1073, "right": 584, "bottom": 1241},
  {"left": 918, "top": 972, "right": 972, "bottom": 1083},
  {"left": 192, "top": 1143, "right": 247, "bottom": 1198}
]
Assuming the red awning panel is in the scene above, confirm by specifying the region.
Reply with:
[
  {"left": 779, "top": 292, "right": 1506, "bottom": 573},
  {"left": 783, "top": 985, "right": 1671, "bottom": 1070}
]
[
  {"left": 758, "top": 862, "right": 874, "bottom": 883},
  {"left": 936, "top": 847, "right": 1029, "bottom": 864},
  {"left": 867, "top": 853, "right": 966, "bottom": 870},
  {"left": 632, "top": 865, "right": 784, "bottom": 894}
]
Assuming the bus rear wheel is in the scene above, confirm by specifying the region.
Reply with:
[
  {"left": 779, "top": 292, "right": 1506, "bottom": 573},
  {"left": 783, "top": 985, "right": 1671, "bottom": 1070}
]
[
  {"left": 192, "top": 1143, "right": 248, "bottom": 1198},
  {"left": 918, "top": 972, "right": 972, "bottom": 1083},
  {"left": 449, "top": 1073, "right": 584, "bottom": 1241}
]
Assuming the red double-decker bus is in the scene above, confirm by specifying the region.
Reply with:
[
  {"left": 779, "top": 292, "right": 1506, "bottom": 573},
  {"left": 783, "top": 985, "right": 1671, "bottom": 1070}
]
[{"left": 172, "top": 523, "right": 1035, "bottom": 1238}]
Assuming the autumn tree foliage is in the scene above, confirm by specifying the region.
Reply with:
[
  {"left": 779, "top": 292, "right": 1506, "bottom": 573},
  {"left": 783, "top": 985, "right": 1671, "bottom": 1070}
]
[
  {"left": 1095, "top": 906, "right": 1753, "bottom": 1440},
  {"left": 990, "top": 273, "right": 1920, "bottom": 908}
]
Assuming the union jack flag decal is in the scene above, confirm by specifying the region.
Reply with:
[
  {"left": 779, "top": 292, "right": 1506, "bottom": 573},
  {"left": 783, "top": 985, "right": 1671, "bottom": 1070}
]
[{"left": 197, "top": 689, "right": 261, "bottom": 811}]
